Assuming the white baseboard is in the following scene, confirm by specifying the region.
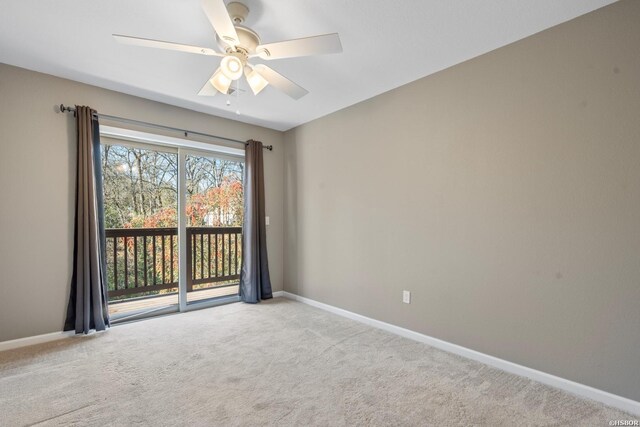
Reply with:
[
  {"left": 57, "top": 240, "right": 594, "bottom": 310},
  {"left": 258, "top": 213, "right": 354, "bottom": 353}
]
[
  {"left": 282, "top": 291, "right": 640, "bottom": 416},
  {"left": 272, "top": 291, "right": 284, "bottom": 298},
  {"left": 0, "top": 330, "right": 76, "bottom": 353}
]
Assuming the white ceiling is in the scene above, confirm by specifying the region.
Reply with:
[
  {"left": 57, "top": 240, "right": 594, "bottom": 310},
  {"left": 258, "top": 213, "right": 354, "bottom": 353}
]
[{"left": 0, "top": 0, "right": 616, "bottom": 131}]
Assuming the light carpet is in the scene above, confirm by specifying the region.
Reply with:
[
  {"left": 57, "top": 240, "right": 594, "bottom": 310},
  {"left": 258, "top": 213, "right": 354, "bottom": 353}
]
[{"left": 0, "top": 298, "right": 632, "bottom": 426}]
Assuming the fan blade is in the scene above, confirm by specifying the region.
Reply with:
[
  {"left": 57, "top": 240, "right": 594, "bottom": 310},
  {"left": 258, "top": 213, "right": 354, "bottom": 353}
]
[
  {"left": 252, "top": 64, "right": 308, "bottom": 100},
  {"left": 198, "top": 72, "right": 219, "bottom": 96},
  {"left": 256, "top": 33, "right": 342, "bottom": 60},
  {"left": 201, "top": 0, "right": 239, "bottom": 47},
  {"left": 113, "top": 34, "right": 223, "bottom": 56}
]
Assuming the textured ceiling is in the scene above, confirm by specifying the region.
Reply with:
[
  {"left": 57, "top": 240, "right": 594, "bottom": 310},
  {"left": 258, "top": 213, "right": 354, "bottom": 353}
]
[{"left": 0, "top": 0, "right": 617, "bottom": 131}]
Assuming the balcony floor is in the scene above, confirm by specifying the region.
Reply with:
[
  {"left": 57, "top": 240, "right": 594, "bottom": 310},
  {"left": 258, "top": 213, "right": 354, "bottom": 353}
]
[{"left": 108, "top": 285, "right": 239, "bottom": 317}]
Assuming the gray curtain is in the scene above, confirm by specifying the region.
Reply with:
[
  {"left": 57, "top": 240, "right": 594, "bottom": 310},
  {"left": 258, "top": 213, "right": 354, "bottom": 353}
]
[
  {"left": 64, "top": 106, "right": 110, "bottom": 333},
  {"left": 239, "top": 140, "right": 273, "bottom": 303}
]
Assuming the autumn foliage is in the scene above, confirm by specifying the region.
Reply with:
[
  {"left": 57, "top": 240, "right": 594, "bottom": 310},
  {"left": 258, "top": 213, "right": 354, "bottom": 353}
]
[{"left": 124, "top": 176, "right": 243, "bottom": 229}]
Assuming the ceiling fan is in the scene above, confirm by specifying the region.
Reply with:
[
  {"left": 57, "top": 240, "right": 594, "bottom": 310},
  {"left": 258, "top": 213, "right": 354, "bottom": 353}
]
[{"left": 113, "top": 0, "right": 342, "bottom": 100}]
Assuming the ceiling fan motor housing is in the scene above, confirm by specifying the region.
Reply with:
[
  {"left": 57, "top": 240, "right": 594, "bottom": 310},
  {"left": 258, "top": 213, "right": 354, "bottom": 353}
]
[
  {"left": 218, "top": 25, "right": 260, "bottom": 56},
  {"left": 216, "top": 2, "right": 261, "bottom": 56}
]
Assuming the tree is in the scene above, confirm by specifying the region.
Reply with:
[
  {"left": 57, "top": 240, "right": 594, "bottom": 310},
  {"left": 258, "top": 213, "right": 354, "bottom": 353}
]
[
  {"left": 101, "top": 144, "right": 243, "bottom": 229},
  {"left": 102, "top": 142, "right": 245, "bottom": 300}
]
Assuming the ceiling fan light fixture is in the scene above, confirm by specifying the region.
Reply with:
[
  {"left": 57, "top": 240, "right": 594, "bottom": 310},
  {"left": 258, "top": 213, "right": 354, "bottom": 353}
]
[
  {"left": 245, "top": 66, "right": 269, "bottom": 95},
  {"left": 220, "top": 55, "right": 243, "bottom": 80},
  {"left": 210, "top": 68, "right": 232, "bottom": 94},
  {"left": 114, "top": 1, "right": 342, "bottom": 100}
]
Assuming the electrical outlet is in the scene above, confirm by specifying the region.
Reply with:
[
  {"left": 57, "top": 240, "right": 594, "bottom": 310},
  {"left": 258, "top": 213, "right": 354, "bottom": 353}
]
[
  {"left": 265, "top": 216, "right": 270, "bottom": 226},
  {"left": 403, "top": 290, "right": 411, "bottom": 304}
]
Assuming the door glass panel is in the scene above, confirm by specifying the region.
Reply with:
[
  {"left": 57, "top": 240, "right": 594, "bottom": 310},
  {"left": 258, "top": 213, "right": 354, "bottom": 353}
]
[
  {"left": 101, "top": 142, "right": 179, "bottom": 320},
  {"left": 185, "top": 153, "right": 244, "bottom": 304}
]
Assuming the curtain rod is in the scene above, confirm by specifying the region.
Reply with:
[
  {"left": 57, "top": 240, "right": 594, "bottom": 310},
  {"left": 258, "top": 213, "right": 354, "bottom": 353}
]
[{"left": 57, "top": 104, "right": 273, "bottom": 151}]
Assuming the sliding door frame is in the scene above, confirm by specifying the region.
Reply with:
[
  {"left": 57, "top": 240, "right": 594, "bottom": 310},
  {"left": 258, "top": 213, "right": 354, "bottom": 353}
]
[
  {"left": 178, "top": 148, "right": 188, "bottom": 312},
  {"left": 101, "top": 128, "right": 245, "bottom": 320}
]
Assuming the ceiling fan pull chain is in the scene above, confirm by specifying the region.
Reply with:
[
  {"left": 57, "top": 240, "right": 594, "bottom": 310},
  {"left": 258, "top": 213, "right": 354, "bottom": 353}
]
[{"left": 236, "top": 79, "right": 241, "bottom": 115}]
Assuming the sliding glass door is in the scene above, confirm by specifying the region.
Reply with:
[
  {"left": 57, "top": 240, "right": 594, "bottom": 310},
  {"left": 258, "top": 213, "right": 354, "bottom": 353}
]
[
  {"left": 102, "top": 141, "right": 179, "bottom": 320},
  {"left": 101, "top": 138, "right": 244, "bottom": 321},
  {"left": 184, "top": 152, "right": 244, "bottom": 304}
]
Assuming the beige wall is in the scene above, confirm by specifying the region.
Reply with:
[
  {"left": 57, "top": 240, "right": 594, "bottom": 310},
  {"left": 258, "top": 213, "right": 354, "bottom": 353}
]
[
  {"left": 284, "top": 0, "right": 640, "bottom": 401},
  {"left": 0, "top": 63, "right": 285, "bottom": 342}
]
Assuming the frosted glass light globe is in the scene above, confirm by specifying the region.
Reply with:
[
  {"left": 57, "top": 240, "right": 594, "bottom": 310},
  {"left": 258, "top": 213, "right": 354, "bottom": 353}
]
[{"left": 220, "top": 56, "right": 243, "bottom": 80}]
